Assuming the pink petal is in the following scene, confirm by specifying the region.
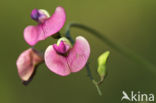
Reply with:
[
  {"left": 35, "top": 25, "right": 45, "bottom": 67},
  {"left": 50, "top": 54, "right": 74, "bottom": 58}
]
[
  {"left": 24, "top": 25, "right": 44, "bottom": 46},
  {"left": 44, "top": 46, "right": 71, "bottom": 76},
  {"left": 44, "top": 36, "right": 90, "bottom": 76},
  {"left": 16, "top": 48, "right": 43, "bottom": 81},
  {"left": 42, "top": 6, "right": 66, "bottom": 37},
  {"left": 24, "top": 6, "right": 66, "bottom": 46},
  {"left": 67, "top": 36, "right": 90, "bottom": 72}
]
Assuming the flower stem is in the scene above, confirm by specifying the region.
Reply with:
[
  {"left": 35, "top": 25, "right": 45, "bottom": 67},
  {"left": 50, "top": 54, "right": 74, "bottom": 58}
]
[
  {"left": 86, "top": 63, "right": 102, "bottom": 96},
  {"left": 92, "top": 80, "right": 102, "bottom": 96},
  {"left": 65, "top": 22, "right": 156, "bottom": 73}
]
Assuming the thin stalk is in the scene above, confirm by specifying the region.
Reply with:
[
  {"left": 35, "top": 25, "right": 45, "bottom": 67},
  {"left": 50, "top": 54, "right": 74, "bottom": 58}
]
[
  {"left": 86, "top": 63, "right": 102, "bottom": 96},
  {"left": 65, "top": 22, "right": 156, "bottom": 73},
  {"left": 92, "top": 80, "right": 102, "bottom": 96}
]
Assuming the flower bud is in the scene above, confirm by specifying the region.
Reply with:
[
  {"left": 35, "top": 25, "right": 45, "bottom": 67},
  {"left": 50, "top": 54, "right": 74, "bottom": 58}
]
[
  {"left": 31, "top": 9, "right": 50, "bottom": 23},
  {"left": 53, "top": 37, "right": 72, "bottom": 55},
  {"left": 97, "top": 51, "right": 110, "bottom": 84}
]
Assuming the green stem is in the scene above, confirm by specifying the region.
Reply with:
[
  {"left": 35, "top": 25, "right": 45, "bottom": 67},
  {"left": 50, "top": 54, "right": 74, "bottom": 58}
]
[
  {"left": 65, "top": 22, "right": 156, "bottom": 73},
  {"left": 92, "top": 80, "right": 102, "bottom": 96},
  {"left": 86, "top": 63, "right": 102, "bottom": 96}
]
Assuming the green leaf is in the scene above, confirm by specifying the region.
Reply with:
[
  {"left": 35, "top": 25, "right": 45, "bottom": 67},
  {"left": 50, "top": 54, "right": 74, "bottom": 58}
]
[{"left": 97, "top": 51, "right": 110, "bottom": 84}]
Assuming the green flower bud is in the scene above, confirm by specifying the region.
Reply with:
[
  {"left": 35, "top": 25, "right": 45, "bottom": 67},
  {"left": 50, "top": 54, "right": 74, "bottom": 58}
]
[{"left": 97, "top": 51, "right": 110, "bottom": 84}]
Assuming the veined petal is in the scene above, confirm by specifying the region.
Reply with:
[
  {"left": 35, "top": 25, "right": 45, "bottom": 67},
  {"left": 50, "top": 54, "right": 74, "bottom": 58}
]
[
  {"left": 67, "top": 36, "right": 90, "bottom": 72},
  {"left": 24, "top": 6, "right": 66, "bottom": 46}
]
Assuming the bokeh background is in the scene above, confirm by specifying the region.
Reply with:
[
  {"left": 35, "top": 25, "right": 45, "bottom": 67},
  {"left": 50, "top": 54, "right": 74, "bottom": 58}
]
[{"left": 0, "top": 0, "right": 156, "bottom": 103}]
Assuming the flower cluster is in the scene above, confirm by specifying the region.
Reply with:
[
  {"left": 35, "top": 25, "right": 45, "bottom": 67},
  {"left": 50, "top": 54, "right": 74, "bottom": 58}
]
[{"left": 16, "top": 6, "right": 90, "bottom": 83}]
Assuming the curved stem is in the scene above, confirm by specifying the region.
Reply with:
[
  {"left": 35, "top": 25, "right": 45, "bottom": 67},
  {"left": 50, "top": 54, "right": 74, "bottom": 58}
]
[{"left": 65, "top": 22, "right": 156, "bottom": 73}]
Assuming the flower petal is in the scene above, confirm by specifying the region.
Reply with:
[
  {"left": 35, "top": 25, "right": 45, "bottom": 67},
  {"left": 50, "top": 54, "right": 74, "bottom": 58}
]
[
  {"left": 24, "top": 25, "right": 44, "bottom": 46},
  {"left": 24, "top": 6, "right": 66, "bottom": 46},
  {"left": 67, "top": 36, "right": 90, "bottom": 72},
  {"left": 16, "top": 48, "right": 43, "bottom": 81},
  {"left": 42, "top": 6, "right": 66, "bottom": 37},
  {"left": 44, "top": 46, "right": 71, "bottom": 76}
]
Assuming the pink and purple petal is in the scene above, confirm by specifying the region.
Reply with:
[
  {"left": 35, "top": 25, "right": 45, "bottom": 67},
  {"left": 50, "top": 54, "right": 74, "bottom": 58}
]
[
  {"left": 53, "top": 41, "right": 70, "bottom": 55},
  {"left": 24, "top": 6, "right": 66, "bottom": 46},
  {"left": 44, "top": 36, "right": 90, "bottom": 76},
  {"left": 44, "top": 46, "right": 71, "bottom": 76}
]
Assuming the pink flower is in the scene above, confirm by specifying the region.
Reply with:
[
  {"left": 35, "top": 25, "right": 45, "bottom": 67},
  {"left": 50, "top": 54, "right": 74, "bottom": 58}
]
[
  {"left": 44, "top": 36, "right": 90, "bottom": 76},
  {"left": 16, "top": 48, "right": 43, "bottom": 82},
  {"left": 24, "top": 6, "right": 66, "bottom": 46}
]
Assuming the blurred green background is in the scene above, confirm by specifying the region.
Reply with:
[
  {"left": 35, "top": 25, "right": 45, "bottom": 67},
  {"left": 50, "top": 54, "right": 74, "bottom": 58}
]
[{"left": 0, "top": 0, "right": 156, "bottom": 103}]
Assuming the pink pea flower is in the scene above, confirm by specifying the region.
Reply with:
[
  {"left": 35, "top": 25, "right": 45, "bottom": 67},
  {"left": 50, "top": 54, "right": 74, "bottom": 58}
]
[
  {"left": 24, "top": 6, "right": 66, "bottom": 46},
  {"left": 44, "top": 36, "right": 90, "bottom": 76},
  {"left": 16, "top": 48, "right": 43, "bottom": 82}
]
